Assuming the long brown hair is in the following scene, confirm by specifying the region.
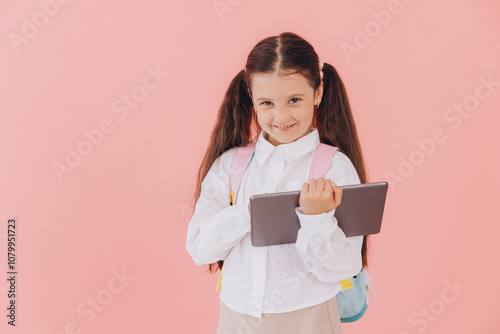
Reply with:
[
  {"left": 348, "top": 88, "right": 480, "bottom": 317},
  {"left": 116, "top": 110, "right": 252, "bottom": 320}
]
[{"left": 190, "top": 32, "right": 370, "bottom": 274}]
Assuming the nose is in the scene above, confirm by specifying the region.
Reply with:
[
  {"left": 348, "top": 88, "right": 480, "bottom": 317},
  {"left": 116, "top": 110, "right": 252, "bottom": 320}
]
[{"left": 273, "top": 104, "right": 290, "bottom": 121}]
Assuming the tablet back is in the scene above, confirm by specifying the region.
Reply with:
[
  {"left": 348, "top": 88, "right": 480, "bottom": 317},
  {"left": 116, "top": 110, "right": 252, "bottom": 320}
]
[
  {"left": 335, "top": 182, "right": 388, "bottom": 237},
  {"left": 250, "top": 182, "right": 388, "bottom": 247},
  {"left": 250, "top": 190, "right": 301, "bottom": 247},
  {"left": 229, "top": 143, "right": 388, "bottom": 247}
]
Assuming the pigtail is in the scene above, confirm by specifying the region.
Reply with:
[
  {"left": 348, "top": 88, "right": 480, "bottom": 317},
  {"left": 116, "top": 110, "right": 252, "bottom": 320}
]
[
  {"left": 190, "top": 69, "right": 256, "bottom": 274},
  {"left": 209, "top": 69, "right": 255, "bottom": 153},
  {"left": 315, "top": 62, "right": 371, "bottom": 269},
  {"left": 191, "top": 31, "right": 372, "bottom": 273}
]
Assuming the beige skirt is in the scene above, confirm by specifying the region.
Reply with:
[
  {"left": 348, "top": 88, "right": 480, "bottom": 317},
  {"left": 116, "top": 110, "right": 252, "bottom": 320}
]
[{"left": 216, "top": 295, "right": 343, "bottom": 334}]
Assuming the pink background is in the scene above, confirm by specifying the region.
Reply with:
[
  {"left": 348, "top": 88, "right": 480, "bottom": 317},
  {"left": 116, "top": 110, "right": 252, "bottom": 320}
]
[{"left": 1, "top": 0, "right": 499, "bottom": 333}]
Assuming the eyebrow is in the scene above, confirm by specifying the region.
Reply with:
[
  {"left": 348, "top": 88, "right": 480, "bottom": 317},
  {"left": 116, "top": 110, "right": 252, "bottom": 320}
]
[{"left": 255, "top": 93, "right": 305, "bottom": 102}]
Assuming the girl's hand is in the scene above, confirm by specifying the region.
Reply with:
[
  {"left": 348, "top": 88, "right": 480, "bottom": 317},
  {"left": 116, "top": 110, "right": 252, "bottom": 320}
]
[{"left": 299, "top": 178, "right": 342, "bottom": 215}]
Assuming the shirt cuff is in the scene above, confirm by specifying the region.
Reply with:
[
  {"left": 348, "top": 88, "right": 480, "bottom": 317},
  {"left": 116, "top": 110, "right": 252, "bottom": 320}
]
[{"left": 295, "top": 207, "right": 336, "bottom": 229}]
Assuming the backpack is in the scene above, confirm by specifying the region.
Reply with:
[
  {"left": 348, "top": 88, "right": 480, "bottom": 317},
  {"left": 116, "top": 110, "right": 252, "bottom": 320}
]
[{"left": 216, "top": 142, "right": 375, "bottom": 322}]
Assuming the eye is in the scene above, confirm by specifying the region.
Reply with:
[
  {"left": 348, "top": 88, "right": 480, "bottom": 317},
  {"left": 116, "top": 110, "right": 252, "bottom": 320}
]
[
  {"left": 261, "top": 101, "right": 272, "bottom": 106},
  {"left": 290, "top": 98, "right": 301, "bottom": 104}
]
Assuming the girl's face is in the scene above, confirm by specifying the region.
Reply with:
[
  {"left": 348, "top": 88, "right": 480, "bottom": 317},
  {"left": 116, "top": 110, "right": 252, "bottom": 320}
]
[{"left": 250, "top": 71, "right": 323, "bottom": 146}]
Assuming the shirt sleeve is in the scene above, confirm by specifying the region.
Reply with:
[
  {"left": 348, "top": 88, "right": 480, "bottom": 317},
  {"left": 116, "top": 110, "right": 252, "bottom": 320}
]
[
  {"left": 294, "top": 151, "right": 364, "bottom": 283},
  {"left": 185, "top": 148, "right": 251, "bottom": 266}
]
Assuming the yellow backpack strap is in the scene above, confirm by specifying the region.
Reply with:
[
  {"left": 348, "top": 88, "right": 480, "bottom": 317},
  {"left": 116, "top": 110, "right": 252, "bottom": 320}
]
[
  {"left": 216, "top": 269, "right": 223, "bottom": 292},
  {"left": 216, "top": 191, "right": 234, "bottom": 292},
  {"left": 367, "top": 282, "right": 376, "bottom": 295},
  {"left": 229, "top": 191, "right": 235, "bottom": 206},
  {"left": 364, "top": 270, "right": 376, "bottom": 295},
  {"left": 340, "top": 278, "right": 353, "bottom": 290}
]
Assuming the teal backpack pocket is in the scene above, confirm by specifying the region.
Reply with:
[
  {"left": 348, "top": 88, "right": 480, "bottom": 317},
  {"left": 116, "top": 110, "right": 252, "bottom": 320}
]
[{"left": 336, "top": 269, "right": 375, "bottom": 323}]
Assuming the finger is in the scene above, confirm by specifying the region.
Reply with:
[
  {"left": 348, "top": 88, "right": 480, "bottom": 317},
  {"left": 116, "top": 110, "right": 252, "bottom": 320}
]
[
  {"left": 301, "top": 182, "right": 309, "bottom": 193},
  {"left": 324, "top": 178, "right": 333, "bottom": 194},
  {"left": 309, "top": 179, "right": 317, "bottom": 188},
  {"left": 331, "top": 181, "right": 342, "bottom": 205},
  {"left": 333, "top": 182, "right": 342, "bottom": 194},
  {"left": 317, "top": 177, "right": 326, "bottom": 190}
]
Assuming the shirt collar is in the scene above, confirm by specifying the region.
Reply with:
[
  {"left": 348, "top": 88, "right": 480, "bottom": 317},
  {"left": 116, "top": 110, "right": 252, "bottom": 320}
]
[{"left": 254, "top": 127, "right": 320, "bottom": 166}]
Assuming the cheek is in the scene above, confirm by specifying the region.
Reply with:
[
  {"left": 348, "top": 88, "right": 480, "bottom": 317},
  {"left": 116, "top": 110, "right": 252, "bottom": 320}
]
[
  {"left": 257, "top": 113, "right": 272, "bottom": 125},
  {"left": 296, "top": 107, "right": 314, "bottom": 121}
]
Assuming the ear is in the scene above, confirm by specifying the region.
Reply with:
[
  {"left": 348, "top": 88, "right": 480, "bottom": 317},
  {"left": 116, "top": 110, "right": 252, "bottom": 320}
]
[{"left": 315, "top": 80, "right": 324, "bottom": 104}]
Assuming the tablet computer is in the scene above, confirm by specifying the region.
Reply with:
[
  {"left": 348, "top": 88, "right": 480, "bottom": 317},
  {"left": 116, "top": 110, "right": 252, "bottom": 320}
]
[{"left": 249, "top": 181, "right": 388, "bottom": 247}]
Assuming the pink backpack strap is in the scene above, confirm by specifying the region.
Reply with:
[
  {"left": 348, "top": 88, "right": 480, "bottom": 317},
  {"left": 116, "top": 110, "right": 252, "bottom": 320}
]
[
  {"left": 229, "top": 142, "right": 256, "bottom": 204},
  {"left": 309, "top": 143, "right": 339, "bottom": 181}
]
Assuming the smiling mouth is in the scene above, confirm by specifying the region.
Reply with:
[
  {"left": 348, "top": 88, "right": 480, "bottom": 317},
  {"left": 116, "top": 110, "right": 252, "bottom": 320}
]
[{"left": 273, "top": 123, "right": 296, "bottom": 129}]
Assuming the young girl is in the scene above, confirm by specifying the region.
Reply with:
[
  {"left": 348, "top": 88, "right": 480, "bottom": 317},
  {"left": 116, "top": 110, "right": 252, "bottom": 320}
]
[{"left": 186, "top": 31, "right": 369, "bottom": 334}]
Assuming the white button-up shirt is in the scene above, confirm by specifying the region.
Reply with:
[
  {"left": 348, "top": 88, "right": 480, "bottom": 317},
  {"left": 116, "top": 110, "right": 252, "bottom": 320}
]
[{"left": 186, "top": 127, "right": 364, "bottom": 318}]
